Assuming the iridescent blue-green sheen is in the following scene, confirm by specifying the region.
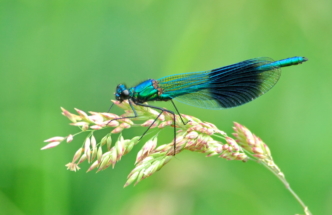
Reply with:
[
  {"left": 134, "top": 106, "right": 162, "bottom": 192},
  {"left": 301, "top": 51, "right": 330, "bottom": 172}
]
[
  {"left": 257, "top": 56, "right": 307, "bottom": 70},
  {"left": 122, "top": 56, "right": 307, "bottom": 109},
  {"left": 129, "top": 79, "right": 160, "bottom": 102}
]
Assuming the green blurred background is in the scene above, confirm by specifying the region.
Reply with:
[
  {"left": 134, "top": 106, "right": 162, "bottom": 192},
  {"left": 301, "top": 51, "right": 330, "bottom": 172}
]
[{"left": 1, "top": 0, "right": 331, "bottom": 214}]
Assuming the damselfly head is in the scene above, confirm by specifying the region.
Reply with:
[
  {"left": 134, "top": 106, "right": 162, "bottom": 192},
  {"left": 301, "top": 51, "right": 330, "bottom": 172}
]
[{"left": 115, "top": 84, "right": 130, "bottom": 102}]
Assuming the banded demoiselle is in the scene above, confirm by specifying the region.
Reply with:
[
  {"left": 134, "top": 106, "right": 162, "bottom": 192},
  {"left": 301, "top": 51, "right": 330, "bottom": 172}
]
[{"left": 111, "top": 56, "right": 308, "bottom": 152}]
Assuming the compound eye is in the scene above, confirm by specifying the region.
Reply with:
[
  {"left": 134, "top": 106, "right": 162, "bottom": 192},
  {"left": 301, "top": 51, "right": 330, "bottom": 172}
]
[
  {"left": 114, "top": 93, "right": 120, "bottom": 99},
  {"left": 123, "top": 89, "right": 129, "bottom": 96}
]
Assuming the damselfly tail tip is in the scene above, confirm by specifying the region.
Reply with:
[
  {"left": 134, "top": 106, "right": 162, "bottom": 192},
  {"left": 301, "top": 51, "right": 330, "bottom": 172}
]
[{"left": 302, "top": 57, "right": 308, "bottom": 62}]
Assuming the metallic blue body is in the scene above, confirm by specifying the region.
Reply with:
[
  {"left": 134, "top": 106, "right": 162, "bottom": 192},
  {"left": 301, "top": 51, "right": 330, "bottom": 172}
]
[
  {"left": 115, "top": 56, "right": 308, "bottom": 109},
  {"left": 130, "top": 79, "right": 163, "bottom": 103},
  {"left": 257, "top": 56, "right": 306, "bottom": 70}
]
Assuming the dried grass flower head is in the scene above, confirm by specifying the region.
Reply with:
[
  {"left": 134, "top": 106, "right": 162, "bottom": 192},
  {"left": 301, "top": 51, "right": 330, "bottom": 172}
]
[{"left": 42, "top": 100, "right": 311, "bottom": 215}]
